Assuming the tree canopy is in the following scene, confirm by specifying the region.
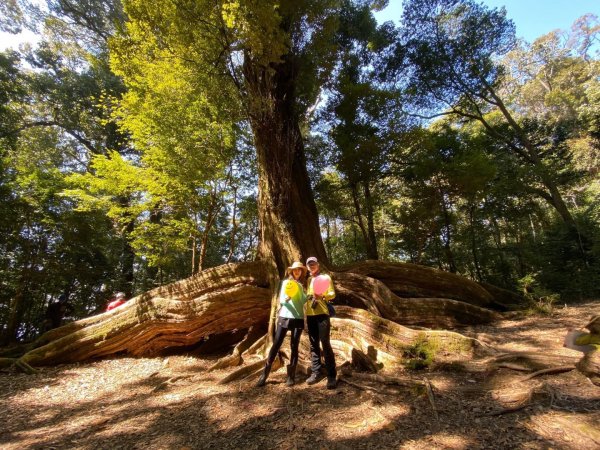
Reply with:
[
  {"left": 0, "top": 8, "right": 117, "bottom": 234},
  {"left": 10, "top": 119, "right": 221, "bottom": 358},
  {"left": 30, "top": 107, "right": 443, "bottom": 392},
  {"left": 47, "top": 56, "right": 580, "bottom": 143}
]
[{"left": 0, "top": 0, "right": 599, "bottom": 344}]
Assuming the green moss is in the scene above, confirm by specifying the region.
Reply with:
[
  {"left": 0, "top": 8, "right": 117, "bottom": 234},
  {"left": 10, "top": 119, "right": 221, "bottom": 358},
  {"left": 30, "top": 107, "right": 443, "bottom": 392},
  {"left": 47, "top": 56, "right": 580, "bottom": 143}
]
[
  {"left": 402, "top": 333, "right": 437, "bottom": 370},
  {"left": 442, "top": 334, "right": 475, "bottom": 353},
  {"left": 575, "top": 333, "right": 600, "bottom": 345}
]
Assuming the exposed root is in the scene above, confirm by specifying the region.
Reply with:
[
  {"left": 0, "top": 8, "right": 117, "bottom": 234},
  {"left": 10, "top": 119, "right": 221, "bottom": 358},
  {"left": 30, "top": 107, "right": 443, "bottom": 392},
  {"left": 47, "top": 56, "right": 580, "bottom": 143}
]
[
  {"left": 218, "top": 355, "right": 283, "bottom": 385},
  {"left": 334, "top": 272, "right": 500, "bottom": 328},
  {"left": 15, "top": 359, "right": 39, "bottom": 374},
  {"left": 424, "top": 378, "right": 439, "bottom": 422},
  {"left": 495, "top": 363, "right": 533, "bottom": 372},
  {"left": 152, "top": 375, "right": 194, "bottom": 392},
  {"left": 329, "top": 306, "right": 489, "bottom": 371},
  {"left": 246, "top": 333, "right": 267, "bottom": 356},
  {"left": 487, "top": 382, "right": 554, "bottom": 416},
  {"left": 338, "top": 376, "right": 390, "bottom": 394},
  {"left": 519, "top": 365, "right": 576, "bottom": 382},
  {"left": 487, "top": 352, "right": 580, "bottom": 371},
  {"left": 20, "top": 262, "right": 270, "bottom": 366},
  {"left": 336, "top": 260, "right": 497, "bottom": 308},
  {"left": 208, "top": 325, "right": 266, "bottom": 371},
  {"left": 13, "top": 258, "right": 523, "bottom": 373},
  {"left": 350, "top": 348, "right": 379, "bottom": 373}
]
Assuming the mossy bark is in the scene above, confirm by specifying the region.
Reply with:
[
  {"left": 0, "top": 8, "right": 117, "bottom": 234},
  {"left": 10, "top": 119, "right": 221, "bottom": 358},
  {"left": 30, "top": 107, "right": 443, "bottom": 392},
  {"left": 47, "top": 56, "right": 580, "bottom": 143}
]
[
  {"left": 336, "top": 260, "right": 508, "bottom": 309},
  {"left": 334, "top": 272, "right": 501, "bottom": 328},
  {"left": 17, "top": 259, "right": 518, "bottom": 371},
  {"left": 20, "top": 262, "right": 270, "bottom": 366},
  {"left": 328, "top": 306, "right": 487, "bottom": 371}
]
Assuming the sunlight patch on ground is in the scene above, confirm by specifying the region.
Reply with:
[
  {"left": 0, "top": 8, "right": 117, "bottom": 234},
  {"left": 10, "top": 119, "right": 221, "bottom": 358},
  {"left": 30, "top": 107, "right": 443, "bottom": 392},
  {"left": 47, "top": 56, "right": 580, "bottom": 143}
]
[
  {"left": 400, "top": 432, "right": 474, "bottom": 449},
  {"left": 323, "top": 403, "right": 411, "bottom": 438},
  {"left": 526, "top": 411, "right": 600, "bottom": 449}
]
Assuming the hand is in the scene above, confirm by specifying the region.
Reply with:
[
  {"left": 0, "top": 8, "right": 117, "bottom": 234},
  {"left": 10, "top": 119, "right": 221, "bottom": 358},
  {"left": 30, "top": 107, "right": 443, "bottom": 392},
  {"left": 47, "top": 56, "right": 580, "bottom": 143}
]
[{"left": 311, "top": 295, "right": 319, "bottom": 308}]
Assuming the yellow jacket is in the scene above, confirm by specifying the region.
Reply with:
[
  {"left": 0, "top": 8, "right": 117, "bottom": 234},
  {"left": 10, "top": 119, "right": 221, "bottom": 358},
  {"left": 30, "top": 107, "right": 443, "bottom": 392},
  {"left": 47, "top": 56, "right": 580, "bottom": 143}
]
[{"left": 305, "top": 273, "right": 335, "bottom": 316}]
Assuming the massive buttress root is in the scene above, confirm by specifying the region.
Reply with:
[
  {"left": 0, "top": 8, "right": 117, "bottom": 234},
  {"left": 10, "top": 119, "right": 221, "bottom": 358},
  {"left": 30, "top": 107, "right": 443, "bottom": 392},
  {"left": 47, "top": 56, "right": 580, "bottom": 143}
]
[{"left": 20, "top": 262, "right": 270, "bottom": 366}]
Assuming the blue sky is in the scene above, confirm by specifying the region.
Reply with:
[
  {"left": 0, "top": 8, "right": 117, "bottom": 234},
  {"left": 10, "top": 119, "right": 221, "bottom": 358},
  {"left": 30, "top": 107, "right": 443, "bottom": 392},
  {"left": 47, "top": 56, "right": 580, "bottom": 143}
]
[{"left": 374, "top": 0, "right": 599, "bottom": 43}]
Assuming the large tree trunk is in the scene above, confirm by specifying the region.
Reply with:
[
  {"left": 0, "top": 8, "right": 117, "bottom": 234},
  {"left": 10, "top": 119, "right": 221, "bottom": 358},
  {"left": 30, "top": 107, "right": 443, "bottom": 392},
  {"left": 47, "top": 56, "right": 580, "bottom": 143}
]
[
  {"left": 243, "top": 53, "right": 327, "bottom": 273},
  {"left": 242, "top": 50, "right": 330, "bottom": 347}
]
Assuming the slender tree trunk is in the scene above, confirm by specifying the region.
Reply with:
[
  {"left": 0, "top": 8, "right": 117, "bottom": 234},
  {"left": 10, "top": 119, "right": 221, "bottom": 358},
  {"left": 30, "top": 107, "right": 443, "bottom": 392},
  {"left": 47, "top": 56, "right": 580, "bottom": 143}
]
[
  {"left": 531, "top": 153, "right": 578, "bottom": 228},
  {"left": 4, "top": 288, "right": 25, "bottom": 345},
  {"left": 528, "top": 214, "right": 537, "bottom": 242},
  {"left": 191, "top": 235, "right": 197, "bottom": 275},
  {"left": 144, "top": 209, "right": 161, "bottom": 285},
  {"left": 439, "top": 189, "right": 457, "bottom": 273},
  {"left": 482, "top": 82, "right": 577, "bottom": 227},
  {"left": 325, "top": 216, "right": 332, "bottom": 264},
  {"left": 350, "top": 182, "right": 378, "bottom": 260},
  {"left": 198, "top": 185, "right": 222, "bottom": 272},
  {"left": 120, "top": 226, "right": 135, "bottom": 297},
  {"left": 226, "top": 187, "right": 238, "bottom": 263},
  {"left": 3, "top": 226, "right": 38, "bottom": 345},
  {"left": 362, "top": 181, "right": 379, "bottom": 260},
  {"left": 198, "top": 233, "right": 209, "bottom": 273},
  {"left": 469, "top": 204, "right": 483, "bottom": 282}
]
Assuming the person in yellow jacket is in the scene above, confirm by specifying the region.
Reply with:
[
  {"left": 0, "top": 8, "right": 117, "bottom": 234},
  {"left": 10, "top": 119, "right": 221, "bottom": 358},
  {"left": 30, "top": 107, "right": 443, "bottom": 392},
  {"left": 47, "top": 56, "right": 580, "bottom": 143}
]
[{"left": 304, "top": 256, "right": 337, "bottom": 389}]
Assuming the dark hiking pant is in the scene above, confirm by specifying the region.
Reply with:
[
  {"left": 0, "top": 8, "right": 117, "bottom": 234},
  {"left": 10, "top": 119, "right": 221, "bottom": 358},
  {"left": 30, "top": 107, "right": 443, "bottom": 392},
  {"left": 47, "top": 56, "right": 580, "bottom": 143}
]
[
  {"left": 306, "top": 314, "right": 336, "bottom": 377},
  {"left": 266, "top": 318, "right": 303, "bottom": 367}
]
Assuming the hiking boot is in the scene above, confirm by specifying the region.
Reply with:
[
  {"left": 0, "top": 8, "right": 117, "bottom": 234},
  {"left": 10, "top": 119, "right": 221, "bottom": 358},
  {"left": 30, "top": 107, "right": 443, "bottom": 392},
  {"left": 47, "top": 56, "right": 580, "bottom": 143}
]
[
  {"left": 306, "top": 371, "right": 325, "bottom": 385},
  {"left": 256, "top": 363, "right": 272, "bottom": 387},
  {"left": 326, "top": 376, "right": 337, "bottom": 389},
  {"left": 285, "top": 364, "right": 296, "bottom": 387}
]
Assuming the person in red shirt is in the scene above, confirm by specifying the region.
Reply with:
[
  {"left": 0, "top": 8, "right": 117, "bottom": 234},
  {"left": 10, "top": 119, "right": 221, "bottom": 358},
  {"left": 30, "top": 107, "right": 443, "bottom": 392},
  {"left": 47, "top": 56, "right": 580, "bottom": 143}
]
[{"left": 106, "top": 292, "right": 127, "bottom": 311}]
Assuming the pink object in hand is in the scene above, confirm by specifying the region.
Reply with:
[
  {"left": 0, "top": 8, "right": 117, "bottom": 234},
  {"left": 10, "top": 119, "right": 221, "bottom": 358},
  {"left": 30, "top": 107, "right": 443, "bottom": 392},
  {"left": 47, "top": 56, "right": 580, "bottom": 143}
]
[{"left": 313, "top": 275, "right": 330, "bottom": 296}]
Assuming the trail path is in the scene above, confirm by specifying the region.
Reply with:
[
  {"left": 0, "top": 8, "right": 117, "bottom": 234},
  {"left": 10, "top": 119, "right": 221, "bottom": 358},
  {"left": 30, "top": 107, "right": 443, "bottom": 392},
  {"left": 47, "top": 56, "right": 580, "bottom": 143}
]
[{"left": 1, "top": 302, "right": 598, "bottom": 449}]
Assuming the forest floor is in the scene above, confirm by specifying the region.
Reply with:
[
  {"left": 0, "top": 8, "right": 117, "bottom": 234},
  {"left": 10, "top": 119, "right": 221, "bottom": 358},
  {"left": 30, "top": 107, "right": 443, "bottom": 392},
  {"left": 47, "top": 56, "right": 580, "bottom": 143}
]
[{"left": 1, "top": 301, "right": 599, "bottom": 450}]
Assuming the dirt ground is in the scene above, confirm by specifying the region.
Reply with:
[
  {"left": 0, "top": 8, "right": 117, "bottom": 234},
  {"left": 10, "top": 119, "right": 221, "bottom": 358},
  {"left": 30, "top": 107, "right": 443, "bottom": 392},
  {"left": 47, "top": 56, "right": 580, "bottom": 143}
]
[{"left": 1, "top": 301, "right": 599, "bottom": 450}]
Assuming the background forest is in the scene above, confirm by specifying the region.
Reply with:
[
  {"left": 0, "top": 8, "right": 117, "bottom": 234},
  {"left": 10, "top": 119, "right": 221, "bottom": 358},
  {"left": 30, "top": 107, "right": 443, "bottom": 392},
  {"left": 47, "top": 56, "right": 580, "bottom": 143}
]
[{"left": 1, "top": 0, "right": 599, "bottom": 344}]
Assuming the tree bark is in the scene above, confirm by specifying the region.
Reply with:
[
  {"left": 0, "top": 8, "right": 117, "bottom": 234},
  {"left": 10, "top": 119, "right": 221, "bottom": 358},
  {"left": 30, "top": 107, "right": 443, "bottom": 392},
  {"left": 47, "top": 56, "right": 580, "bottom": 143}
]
[
  {"left": 350, "top": 182, "right": 378, "bottom": 260},
  {"left": 243, "top": 53, "right": 328, "bottom": 273},
  {"left": 363, "top": 182, "right": 379, "bottom": 260},
  {"left": 336, "top": 260, "right": 500, "bottom": 309},
  {"left": 13, "top": 258, "right": 518, "bottom": 368},
  {"left": 333, "top": 272, "right": 501, "bottom": 328}
]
